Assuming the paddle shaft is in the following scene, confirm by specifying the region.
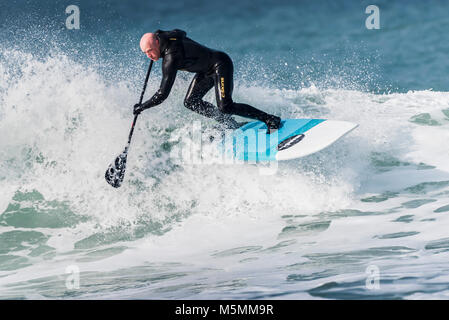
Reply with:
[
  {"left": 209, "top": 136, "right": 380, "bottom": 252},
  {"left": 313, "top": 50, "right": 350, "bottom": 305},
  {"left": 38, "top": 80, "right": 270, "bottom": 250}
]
[{"left": 127, "top": 60, "right": 154, "bottom": 145}]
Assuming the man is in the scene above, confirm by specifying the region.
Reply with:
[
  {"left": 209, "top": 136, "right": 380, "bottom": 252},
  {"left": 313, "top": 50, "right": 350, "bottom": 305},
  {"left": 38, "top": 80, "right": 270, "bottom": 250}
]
[{"left": 134, "top": 29, "right": 282, "bottom": 133}]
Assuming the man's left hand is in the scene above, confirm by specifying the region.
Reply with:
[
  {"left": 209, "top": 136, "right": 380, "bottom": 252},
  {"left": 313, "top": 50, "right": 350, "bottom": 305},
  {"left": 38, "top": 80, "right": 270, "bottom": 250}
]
[{"left": 133, "top": 103, "right": 145, "bottom": 115}]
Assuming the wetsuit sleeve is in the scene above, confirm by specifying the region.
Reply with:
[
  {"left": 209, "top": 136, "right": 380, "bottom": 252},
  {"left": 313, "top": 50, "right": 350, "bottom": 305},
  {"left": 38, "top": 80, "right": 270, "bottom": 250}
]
[{"left": 141, "top": 54, "right": 178, "bottom": 109}]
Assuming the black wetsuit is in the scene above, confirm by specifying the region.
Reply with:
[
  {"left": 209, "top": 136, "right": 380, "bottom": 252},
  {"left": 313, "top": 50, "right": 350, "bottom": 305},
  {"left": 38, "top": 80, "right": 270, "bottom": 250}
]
[{"left": 140, "top": 29, "right": 280, "bottom": 128}]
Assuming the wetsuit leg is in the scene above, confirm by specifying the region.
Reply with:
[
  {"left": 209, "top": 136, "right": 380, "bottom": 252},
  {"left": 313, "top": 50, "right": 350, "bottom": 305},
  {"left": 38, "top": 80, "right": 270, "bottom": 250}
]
[
  {"left": 184, "top": 73, "right": 230, "bottom": 123},
  {"left": 212, "top": 56, "right": 273, "bottom": 123}
]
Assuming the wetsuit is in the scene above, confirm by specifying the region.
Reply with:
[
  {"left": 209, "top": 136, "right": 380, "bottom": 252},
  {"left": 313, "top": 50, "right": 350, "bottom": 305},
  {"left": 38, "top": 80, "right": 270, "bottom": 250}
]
[{"left": 139, "top": 29, "right": 280, "bottom": 129}]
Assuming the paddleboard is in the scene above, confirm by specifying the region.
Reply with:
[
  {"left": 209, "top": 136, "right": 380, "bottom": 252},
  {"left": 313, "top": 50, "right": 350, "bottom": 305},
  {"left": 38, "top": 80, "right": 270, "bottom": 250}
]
[{"left": 222, "top": 119, "right": 358, "bottom": 161}]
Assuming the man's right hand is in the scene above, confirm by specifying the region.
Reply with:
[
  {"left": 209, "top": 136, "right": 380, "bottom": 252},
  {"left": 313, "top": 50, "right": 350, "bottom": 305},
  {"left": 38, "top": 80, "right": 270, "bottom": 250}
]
[{"left": 133, "top": 103, "right": 145, "bottom": 115}]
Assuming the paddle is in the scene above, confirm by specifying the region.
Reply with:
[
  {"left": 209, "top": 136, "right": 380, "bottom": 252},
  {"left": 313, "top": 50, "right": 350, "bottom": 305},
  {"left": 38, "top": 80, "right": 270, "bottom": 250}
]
[{"left": 105, "top": 60, "right": 154, "bottom": 188}]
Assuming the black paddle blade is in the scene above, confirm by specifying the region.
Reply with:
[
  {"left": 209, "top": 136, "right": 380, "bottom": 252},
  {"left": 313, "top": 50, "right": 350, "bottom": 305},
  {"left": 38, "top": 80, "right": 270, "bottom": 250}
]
[{"left": 105, "top": 149, "right": 128, "bottom": 188}]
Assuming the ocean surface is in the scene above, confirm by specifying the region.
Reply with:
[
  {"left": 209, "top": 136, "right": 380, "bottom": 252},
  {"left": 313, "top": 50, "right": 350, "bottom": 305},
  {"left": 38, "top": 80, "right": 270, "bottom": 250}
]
[{"left": 1, "top": 0, "right": 449, "bottom": 299}]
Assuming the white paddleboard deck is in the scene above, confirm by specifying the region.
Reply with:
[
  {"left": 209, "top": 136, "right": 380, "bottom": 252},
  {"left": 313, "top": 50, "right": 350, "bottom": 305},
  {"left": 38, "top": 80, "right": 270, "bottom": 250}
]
[{"left": 222, "top": 119, "right": 358, "bottom": 161}]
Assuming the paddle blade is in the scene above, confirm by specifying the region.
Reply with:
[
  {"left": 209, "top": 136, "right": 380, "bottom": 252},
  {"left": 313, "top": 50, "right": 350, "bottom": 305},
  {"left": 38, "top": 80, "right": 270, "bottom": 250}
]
[{"left": 105, "top": 149, "right": 129, "bottom": 188}]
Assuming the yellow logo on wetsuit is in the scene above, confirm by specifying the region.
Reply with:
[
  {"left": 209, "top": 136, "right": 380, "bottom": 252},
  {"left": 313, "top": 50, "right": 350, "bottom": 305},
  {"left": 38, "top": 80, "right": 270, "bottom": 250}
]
[
  {"left": 169, "top": 38, "right": 177, "bottom": 40},
  {"left": 220, "top": 77, "right": 225, "bottom": 98}
]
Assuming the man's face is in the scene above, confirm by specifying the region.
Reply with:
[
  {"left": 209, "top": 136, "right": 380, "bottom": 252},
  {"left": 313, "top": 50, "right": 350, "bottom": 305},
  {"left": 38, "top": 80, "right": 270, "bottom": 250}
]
[{"left": 142, "top": 39, "right": 161, "bottom": 61}]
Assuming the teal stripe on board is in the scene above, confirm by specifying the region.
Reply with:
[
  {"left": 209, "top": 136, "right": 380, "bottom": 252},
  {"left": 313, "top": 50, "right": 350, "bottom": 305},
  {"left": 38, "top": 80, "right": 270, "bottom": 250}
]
[{"left": 224, "top": 119, "right": 325, "bottom": 161}]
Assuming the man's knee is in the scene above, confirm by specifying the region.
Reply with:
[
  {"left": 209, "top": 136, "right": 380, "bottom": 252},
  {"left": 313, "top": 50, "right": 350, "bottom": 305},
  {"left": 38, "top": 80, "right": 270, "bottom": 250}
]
[
  {"left": 218, "top": 101, "right": 234, "bottom": 114},
  {"left": 184, "top": 97, "right": 197, "bottom": 110}
]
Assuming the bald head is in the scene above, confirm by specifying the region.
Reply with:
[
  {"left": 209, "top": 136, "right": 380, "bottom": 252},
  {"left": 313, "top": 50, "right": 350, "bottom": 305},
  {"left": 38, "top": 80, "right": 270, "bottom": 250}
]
[{"left": 140, "top": 33, "right": 161, "bottom": 61}]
